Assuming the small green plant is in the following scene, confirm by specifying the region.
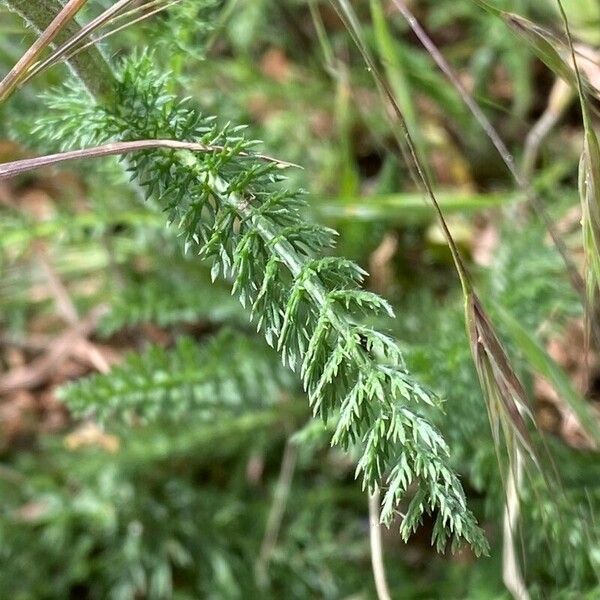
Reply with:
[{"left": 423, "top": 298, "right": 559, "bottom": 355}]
[
  {"left": 3, "top": 0, "right": 487, "bottom": 554},
  {"left": 2, "top": 1, "right": 600, "bottom": 598}
]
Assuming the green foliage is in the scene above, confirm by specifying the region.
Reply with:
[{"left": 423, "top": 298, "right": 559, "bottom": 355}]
[
  {"left": 33, "top": 53, "right": 488, "bottom": 554},
  {"left": 522, "top": 447, "right": 600, "bottom": 591},
  {"left": 2, "top": 0, "right": 600, "bottom": 597},
  {"left": 404, "top": 219, "right": 580, "bottom": 482},
  {"left": 402, "top": 221, "right": 600, "bottom": 592},
  {"left": 99, "top": 265, "right": 244, "bottom": 335},
  {"left": 0, "top": 419, "right": 375, "bottom": 600},
  {"left": 60, "top": 329, "right": 295, "bottom": 424}
]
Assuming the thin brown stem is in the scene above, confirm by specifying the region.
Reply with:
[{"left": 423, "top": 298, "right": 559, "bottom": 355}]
[
  {"left": 0, "top": 139, "right": 299, "bottom": 180},
  {"left": 333, "top": 0, "right": 472, "bottom": 295},
  {"left": 5, "top": 0, "right": 113, "bottom": 98},
  {"left": 390, "top": 0, "right": 584, "bottom": 296},
  {"left": 47, "top": 0, "right": 182, "bottom": 77},
  {"left": 21, "top": 0, "right": 180, "bottom": 86},
  {"left": 0, "top": 0, "right": 88, "bottom": 102}
]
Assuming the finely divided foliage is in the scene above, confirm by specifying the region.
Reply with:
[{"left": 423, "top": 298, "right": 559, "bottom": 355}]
[
  {"left": 60, "top": 330, "right": 293, "bottom": 424},
  {"left": 37, "top": 55, "right": 487, "bottom": 554}
]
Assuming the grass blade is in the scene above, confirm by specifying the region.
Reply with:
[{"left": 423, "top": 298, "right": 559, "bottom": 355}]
[{"left": 498, "top": 307, "right": 600, "bottom": 447}]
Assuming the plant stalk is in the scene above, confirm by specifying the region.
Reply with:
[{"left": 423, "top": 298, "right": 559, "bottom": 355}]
[
  {"left": 4, "top": 0, "right": 113, "bottom": 99},
  {"left": 369, "top": 488, "right": 392, "bottom": 600}
]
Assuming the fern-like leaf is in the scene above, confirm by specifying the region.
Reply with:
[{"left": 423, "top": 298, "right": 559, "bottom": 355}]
[
  {"left": 37, "top": 54, "right": 487, "bottom": 554},
  {"left": 60, "top": 329, "right": 293, "bottom": 424}
]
